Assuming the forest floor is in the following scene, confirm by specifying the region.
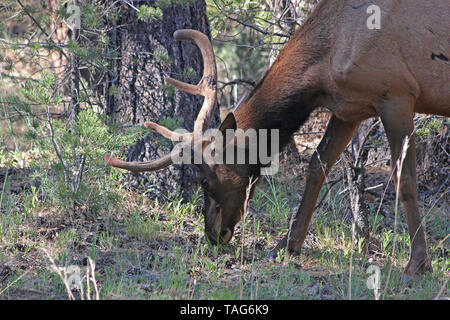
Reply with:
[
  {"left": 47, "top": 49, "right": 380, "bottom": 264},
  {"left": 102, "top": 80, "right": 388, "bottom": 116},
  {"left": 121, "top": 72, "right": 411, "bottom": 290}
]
[{"left": 0, "top": 136, "right": 448, "bottom": 300}]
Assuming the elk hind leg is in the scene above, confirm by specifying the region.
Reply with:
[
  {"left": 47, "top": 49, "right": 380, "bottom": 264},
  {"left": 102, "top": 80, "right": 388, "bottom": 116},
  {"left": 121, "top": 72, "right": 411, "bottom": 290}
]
[{"left": 379, "top": 99, "right": 432, "bottom": 277}]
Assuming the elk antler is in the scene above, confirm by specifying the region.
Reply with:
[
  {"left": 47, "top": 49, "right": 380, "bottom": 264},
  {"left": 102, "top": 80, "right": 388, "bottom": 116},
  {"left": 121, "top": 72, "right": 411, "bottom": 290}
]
[{"left": 105, "top": 29, "right": 217, "bottom": 172}]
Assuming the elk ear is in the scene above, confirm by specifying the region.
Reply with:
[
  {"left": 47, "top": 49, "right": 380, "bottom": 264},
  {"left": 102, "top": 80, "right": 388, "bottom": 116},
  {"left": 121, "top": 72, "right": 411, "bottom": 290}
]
[
  {"left": 219, "top": 112, "right": 237, "bottom": 134},
  {"left": 219, "top": 112, "right": 237, "bottom": 148}
]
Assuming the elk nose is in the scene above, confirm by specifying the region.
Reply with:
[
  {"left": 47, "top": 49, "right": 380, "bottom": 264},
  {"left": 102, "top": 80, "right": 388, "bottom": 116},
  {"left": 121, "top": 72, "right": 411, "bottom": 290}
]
[
  {"left": 206, "top": 228, "right": 233, "bottom": 244},
  {"left": 220, "top": 228, "right": 232, "bottom": 243}
]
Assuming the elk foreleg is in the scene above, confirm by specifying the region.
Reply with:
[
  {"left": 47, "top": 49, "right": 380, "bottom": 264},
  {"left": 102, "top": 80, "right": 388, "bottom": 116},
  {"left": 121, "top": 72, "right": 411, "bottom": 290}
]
[{"left": 270, "top": 115, "right": 360, "bottom": 257}]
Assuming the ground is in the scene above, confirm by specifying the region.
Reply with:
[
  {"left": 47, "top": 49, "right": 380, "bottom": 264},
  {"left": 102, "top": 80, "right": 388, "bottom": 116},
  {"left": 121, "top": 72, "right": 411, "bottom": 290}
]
[{"left": 0, "top": 120, "right": 448, "bottom": 300}]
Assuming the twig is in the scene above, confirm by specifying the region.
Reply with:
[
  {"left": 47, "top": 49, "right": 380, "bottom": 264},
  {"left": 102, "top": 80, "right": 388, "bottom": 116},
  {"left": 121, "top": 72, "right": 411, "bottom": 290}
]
[
  {"left": 0, "top": 270, "right": 29, "bottom": 296},
  {"left": 226, "top": 15, "right": 290, "bottom": 38},
  {"left": 42, "top": 249, "right": 76, "bottom": 300},
  {"left": 239, "top": 176, "right": 259, "bottom": 299},
  {"left": 355, "top": 119, "right": 381, "bottom": 168},
  {"left": 382, "top": 136, "right": 410, "bottom": 300},
  {"left": 47, "top": 106, "right": 70, "bottom": 189},
  {"left": 435, "top": 278, "right": 449, "bottom": 300},
  {"left": 293, "top": 131, "right": 326, "bottom": 136},
  {"left": 89, "top": 257, "right": 100, "bottom": 300},
  {"left": 219, "top": 79, "right": 256, "bottom": 89},
  {"left": 74, "top": 155, "right": 86, "bottom": 193}
]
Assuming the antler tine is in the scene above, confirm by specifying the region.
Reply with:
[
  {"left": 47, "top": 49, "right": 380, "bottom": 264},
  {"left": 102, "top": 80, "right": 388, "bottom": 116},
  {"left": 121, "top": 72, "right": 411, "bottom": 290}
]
[
  {"left": 171, "top": 30, "right": 216, "bottom": 86},
  {"left": 105, "top": 153, "right": 174, "bottom": 173},
  {"left": 167, "top": 29, "right": 218, "bottom": 137},
  {"left": 144, "top": 121, "right": 193, "bottom": 143},
  {"left": 105, "top": 29, "right": 217, "bottom": 173}
]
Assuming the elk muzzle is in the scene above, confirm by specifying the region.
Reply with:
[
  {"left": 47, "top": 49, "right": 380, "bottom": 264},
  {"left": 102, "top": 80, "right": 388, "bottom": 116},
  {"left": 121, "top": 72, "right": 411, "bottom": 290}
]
[{"left": 204, "top": 199, "right": 234, "bottom": 244}]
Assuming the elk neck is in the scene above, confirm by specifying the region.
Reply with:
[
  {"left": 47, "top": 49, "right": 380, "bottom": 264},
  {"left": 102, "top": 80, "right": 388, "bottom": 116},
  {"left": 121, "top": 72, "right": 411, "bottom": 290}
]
[
  {"left": 234, "top": 37, "right": 327, "bottom": 148},
  {"left": 232, "top": 1, "right": 334, "bottom": 152},
  {"left": 233, "top": 83, "right": 322, "bottom": 151}
]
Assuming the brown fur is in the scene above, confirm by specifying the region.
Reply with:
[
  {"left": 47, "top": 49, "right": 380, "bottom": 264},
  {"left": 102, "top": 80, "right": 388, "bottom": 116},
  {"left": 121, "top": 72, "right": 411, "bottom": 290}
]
[{"left": 204, "top": 0, "right": 449, "bottom": 277}]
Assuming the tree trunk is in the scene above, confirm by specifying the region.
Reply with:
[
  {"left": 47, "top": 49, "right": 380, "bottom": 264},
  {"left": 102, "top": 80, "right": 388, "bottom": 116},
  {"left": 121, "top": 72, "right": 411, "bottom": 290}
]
[
  {"left": 343, "top": 147, "right": 371, "bottom": 252},
  {"left": 107, "top": 0, "right": 213, "bottom": 201},
  {"left": 69, "top": 0, "right": 80, "bottom": 123},
  {"left": 46, "top": 0, "right": 68, "bottom": 79}
]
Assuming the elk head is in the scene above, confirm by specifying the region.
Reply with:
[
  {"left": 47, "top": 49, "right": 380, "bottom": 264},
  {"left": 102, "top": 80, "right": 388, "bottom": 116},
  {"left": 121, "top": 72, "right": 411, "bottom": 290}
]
[{"left": 105, "top": 30, "right": 259, "bottom": 244}]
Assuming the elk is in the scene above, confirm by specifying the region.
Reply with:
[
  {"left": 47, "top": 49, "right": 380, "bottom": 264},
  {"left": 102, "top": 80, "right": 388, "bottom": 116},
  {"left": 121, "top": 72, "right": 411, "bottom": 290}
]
[{"left": 105, "top": 0, "right": 449, "bottom": 277}]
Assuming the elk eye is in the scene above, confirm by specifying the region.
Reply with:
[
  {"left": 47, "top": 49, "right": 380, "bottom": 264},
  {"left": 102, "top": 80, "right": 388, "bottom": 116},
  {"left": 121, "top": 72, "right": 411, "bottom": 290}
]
[{"left": 201, "top": 178, "right": 209, "bottom": 189}]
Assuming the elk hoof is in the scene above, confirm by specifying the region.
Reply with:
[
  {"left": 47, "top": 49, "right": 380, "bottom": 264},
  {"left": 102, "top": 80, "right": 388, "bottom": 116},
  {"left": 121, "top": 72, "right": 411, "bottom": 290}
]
[
  {"left": 220, "top": 228, "right": 233, "bottom": 244},
  {"left": 403, "top": 257, "right": 433, "bottom": 279}
]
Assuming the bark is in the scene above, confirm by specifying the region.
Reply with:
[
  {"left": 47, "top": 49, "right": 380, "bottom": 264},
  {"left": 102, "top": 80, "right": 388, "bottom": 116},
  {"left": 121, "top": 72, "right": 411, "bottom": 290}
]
[
  {"left": 69, "top": 0, "right": 80, "bottom": 123},
  {"left": 342, "top": 148, "right": 370, "bottom": 251},
  {"left": 46, "top": 0, "right": 68, "bottom": 79},
  {"left": 107, "top": 0, "right": 214, "bottom": 200}
]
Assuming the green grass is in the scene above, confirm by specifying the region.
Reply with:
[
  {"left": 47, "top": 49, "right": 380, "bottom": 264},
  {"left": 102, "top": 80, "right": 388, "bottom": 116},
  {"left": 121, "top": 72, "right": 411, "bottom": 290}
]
[{"left": 0, "top": 147, "right": 448, "bottom": 300}]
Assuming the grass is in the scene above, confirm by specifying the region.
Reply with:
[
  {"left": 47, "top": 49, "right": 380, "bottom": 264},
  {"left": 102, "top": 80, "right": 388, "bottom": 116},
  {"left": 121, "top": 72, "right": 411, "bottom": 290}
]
[{"left": 0, "top": 151, "right": 448, "bottom": 300}]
